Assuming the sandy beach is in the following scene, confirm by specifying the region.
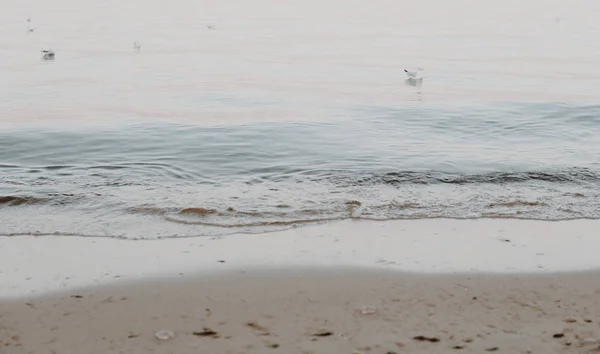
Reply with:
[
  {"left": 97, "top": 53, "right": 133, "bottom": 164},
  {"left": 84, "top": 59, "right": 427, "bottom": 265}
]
[
  {"left": 2, "top": 268, "right": 600, "bottom": 354},
  {"left": 2, "top": 219, "right": 600, "bottom": 353},
  {"left": 3, "top": 0, "right": 600, "bottom": 351}
]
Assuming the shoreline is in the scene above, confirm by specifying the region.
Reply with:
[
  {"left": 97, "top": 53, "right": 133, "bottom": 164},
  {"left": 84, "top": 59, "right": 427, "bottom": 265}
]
[{"left": 2, "top": 218, "right": 600, "bottom": 298}]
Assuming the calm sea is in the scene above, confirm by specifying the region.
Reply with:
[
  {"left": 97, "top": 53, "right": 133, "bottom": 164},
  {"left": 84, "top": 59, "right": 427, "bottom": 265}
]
[{"left": 2, "top": 0, "right": 600, "bottom": 238}]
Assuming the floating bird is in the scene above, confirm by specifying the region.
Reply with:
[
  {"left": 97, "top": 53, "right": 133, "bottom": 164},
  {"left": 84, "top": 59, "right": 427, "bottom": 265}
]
[
  {"left": 404, "top": 68, "right": 424, "bottom": 80},
  {"left": 41, "top": 49, "right": 55, "bottom": 60},
  {"left": 26, "top": 17, "right": 34, "bottom": 33},
  {"left": 133, "top": 41, "right": 141, "bottom": 52},
  {"left": 207, "top": 24, "right": 216, "bottom": 30}
]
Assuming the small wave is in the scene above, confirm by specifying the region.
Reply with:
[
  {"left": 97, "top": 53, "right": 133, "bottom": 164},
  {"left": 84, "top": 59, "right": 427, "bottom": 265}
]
[
  {"left": 0, "top": 195, "right": 46, "bottom": 206},
  {"left": 180, "top": 207, "right": 219, "bottom": 216},
  {"left": 125, "top": 206, "right": 169, "bottom": 215},
  {"left": 488, "top": 200, "right": 548, "bottom": 208},
  {"left": 325, "top": 168, "right": 600, "bottom": 187},
  {"left": 118, "top": 189, "right": 600, "bottom": 232},
  {"left": 127, "top": 204, "right": 351, "bottom": 228},
  {"left": 43, "top": 165, "right": 73, "bottom": 171},
  {"left": 389, "top": 200, "right": 423, "bottom": 210},
  {"left": 2, "top": 215, "right": 598, "bottom": 241},
  {"left": 164, "top": 215, "right": 338, "bottom": 228},
  {"left": 0, "top": 232, "right": 132, "bottom": 240}
]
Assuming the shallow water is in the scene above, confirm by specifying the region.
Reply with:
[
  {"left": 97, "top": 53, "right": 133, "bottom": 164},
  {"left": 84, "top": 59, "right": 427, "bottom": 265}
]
[{"left": 1, "top": 0, "right": 600, "bottom": 238}]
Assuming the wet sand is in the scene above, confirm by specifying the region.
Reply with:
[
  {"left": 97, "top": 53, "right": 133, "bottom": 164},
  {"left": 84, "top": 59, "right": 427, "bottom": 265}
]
[
  {"left": 2, "top": 268, "right": 600, "bottom": 354},
  {"left": 3, "top": 219, "right": 600, "bottom": 298}
]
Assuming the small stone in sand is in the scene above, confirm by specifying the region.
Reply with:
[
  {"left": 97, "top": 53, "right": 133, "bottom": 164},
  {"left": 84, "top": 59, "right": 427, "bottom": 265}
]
[
  {"left": 192, "top": 328, "right": 220, "bottom": 338},
  {"left": 452, "top": 345, "right": 465, "bottom": 349},
  {"left": 564, "top": 317, "right": 577, "bottom": 323},
  {"left": 155, "top": 330, "right": 175, "bottom": 340},
  {"left": 311, "top": 330, "right": 334, "bottom": 337},
  {"left": 552, "top": 333, "right": 565, "bottom": 338},
  {"left": 413, "top": 335, "right": 440, "bottom": 343},
  {"left": 485, "top": 347, "right": 499, "bottom": 352},
  {"left": 267, "top": 343, "right": 280, "bottom": 348},
  {"left": 359, "top": 305, "right": 377, "bottom": 315},
  {"left": 246, "top": 321, "right": 270, "bottom": 335}
]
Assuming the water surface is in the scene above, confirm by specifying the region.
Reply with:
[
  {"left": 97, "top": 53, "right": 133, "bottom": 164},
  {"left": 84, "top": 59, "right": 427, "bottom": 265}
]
[{"left": 1, "top": 0, "right": 600, "bottom": 238}]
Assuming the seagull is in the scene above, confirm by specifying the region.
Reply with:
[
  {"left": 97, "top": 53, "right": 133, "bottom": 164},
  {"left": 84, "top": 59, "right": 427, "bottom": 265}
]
[
  {"left": 404, "top": 68, "right": 424, "bottom": 80},
  {"left": 133, "top": 41, "right": 141, "bottom": 52},
  {"left": 26, "top": 17, "right": 34, "bottom": 33},
  {"left": 41, "top": 49, "right": 55, "bottom": 60},
  {"left": 207, "top": 24, "right": 216, "bottom": 30}
]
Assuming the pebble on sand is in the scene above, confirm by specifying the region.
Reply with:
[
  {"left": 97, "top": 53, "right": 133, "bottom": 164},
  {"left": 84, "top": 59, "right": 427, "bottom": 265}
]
[{"left": 155, "top": 330, "right": 175, "bottom": 340}]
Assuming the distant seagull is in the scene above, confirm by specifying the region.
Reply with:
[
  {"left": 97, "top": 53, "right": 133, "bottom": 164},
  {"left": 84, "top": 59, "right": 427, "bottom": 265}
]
[
  {"left": 404, "top": 68, "right": 424, "bottom": 80},
  {"left": 207, "top": 24, "right": 216, "bottom": 30},
  {"left": 133, "top": 41, "right": 141, "bottom": 52},
  {"left": 41, "top": 49, "right": 55, "bottom": 60},
  {"left": 26, "top": 17, "right": 34, "bottom": 33}
]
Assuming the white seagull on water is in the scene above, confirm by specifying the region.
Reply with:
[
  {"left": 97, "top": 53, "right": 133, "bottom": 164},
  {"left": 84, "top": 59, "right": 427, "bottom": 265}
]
[
  {"left": 26, "top": 17, "right": 34, "bottom": 33},
  {"left": 41, "top": 49, "right": 55, "bottom": 60},
  {"left": 404, "top": 68, "right": 424, "bottom": 80},
  {"left": 133, "top": 41, "right": 141, "bottom": 52}
]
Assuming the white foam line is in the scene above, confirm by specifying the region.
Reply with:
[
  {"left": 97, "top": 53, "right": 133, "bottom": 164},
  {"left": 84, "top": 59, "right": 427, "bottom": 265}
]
[{"left": 1, "top": 219, "right": 599, "bottom": 298}]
